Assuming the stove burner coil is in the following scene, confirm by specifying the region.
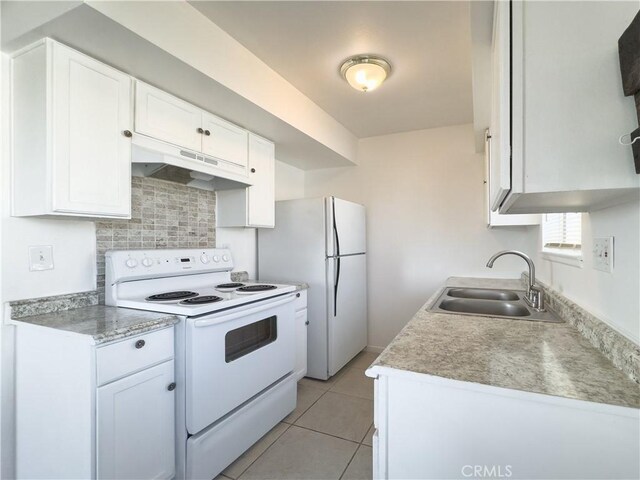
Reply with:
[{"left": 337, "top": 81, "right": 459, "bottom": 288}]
[
  {"left": 146, "top": 291, "right": 198, "bottom": 302},
  {"left": 180, "top": 295, "right": 224, "bottom": 305},
  {"left": 236, "top": 285, "right": 277, "bottom": 293},
  {"left": 215, "top": 283, "right": 245, "bottom": 289}
]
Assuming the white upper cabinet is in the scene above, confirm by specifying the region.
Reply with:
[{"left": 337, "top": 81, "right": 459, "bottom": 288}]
[
  {"left": 485, "top": 130, "right": 539, "bottom": 227},
  {"left": 490, "top": 1, "right": 640, "bottom": 214},
  {"left": 201, "top": 112, "right": 249, "bottom": 168},
  {"left": 247, "top": 134, "right": 275, "bottom": 227},
  {"left": 12, "top": 38, "right": 132, "bottom": 218},
  {"left": 134, "top": 82, "right": 202, "bottom": 152},
  {"left": 134, "top": 81, "right": 249, "bottom": 177},
  {"left": 216, "top": 133, "right": 276, "bottom": 228}
]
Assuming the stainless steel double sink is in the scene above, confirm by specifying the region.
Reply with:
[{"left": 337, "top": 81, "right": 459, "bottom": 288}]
[{"left": 429, "top": 287, "right": 562, "bottom": 323}]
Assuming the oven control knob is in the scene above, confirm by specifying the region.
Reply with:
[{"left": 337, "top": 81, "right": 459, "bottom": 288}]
[
  {"left": 200, "top": 254, "right": 210, "bottom": 264},
  {"left": 222, "top": 254, "right": 230, "bottom": 262},
  {"left": 141, "top": 258, "right": 153, "bottom": 268},
  {"left": 125, "top": 258, "right": 138, "bottom": 269},
  {"left": 212, "top": 255, "right": 220, "bottom": 263}
]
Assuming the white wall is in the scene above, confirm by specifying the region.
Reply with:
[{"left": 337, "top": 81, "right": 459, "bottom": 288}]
[
  {"left": 534, "top": 200, "right": 640, "bottom": 344},
  {"left": 304, "top": 124, "right": 538, "bottom": 349},
  {"left": 216, "top": 159, "right": 306, "bottom": 277}
]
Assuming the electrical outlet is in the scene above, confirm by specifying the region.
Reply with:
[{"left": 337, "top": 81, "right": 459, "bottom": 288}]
[
  {"left": 592, "top": 237, "right": 614, "bottom": 273},
  {"left": 29, "top": 245, "right": 54, "bottom": 271}
]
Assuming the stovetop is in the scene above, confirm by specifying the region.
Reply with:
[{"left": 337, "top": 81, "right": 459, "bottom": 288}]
[{"left": 105, "top": 248, "right": 296, "bottom": 316}]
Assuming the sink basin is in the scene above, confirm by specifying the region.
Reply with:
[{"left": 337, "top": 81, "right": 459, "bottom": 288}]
[
  {"left": 447, "top": 288, "right": 519, "bottom": 301},
  {"left": 438, "top": 298, "right": 531, "bottom": 317},
  {"left": 428, "top": 287, "right": 563, "bottom": 323}
]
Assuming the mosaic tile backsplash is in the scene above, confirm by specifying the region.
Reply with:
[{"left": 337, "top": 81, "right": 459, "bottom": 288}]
[{"left": 96, "top": 176, "right": 216, "bottom": 303}]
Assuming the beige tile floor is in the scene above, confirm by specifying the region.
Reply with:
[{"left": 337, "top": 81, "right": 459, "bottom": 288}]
[{"left": 216, "top": 351, "right": 378, "bottom": 480}]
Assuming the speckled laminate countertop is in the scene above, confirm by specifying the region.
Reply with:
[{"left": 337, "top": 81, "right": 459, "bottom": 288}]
[
  {"left": 10, "top": 306, "right": 179, "bottom": 345},
  {"left": 370, "top": 277, "right": 640, "bottom": 409}
]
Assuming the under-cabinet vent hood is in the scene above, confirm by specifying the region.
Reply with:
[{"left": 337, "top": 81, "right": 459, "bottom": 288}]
[{"left": 131, "top": 134, "right": 253, "bottom": 191}]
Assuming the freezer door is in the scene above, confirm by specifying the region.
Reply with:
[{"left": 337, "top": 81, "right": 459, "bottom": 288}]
[
  {"left": 326, "top": 197, "right": 366, "bottom": 257},
  {"left": 326, "top": 254, "right": 367, "bottom": 376}
]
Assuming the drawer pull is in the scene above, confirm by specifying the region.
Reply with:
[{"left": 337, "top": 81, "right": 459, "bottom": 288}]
[
  {"left": 167, "top": 382, "right": 176, "bottom": 391},
  {"left": 305, "top": 320, "right": 310, "bottom": 326},
  {"left": 135, "top": 339, "right": 146, "bottom": 349},
  {"left": 296, "top": 293, "right": 300, "bottom": 298}
]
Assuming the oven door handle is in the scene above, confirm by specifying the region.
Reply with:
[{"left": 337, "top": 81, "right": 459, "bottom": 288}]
[{"left": 192, "top": 294, "right": 296, "bottom": 328}]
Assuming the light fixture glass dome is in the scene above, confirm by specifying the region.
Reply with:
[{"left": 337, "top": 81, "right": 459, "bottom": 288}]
[{"left": 340, "top": 55, "right": 392, "bottom": 93}]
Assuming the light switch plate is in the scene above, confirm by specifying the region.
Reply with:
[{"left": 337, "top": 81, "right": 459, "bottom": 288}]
[
  {"left": 592, "top": 237, "right": 613, "bottom": 273},
  {"left": 29, "top": 245, "right": 54, "bottom": 271}
]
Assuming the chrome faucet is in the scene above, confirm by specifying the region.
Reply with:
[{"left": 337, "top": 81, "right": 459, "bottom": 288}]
[{"left": 486, "top": 250, "right": 545, "bottom": 311}]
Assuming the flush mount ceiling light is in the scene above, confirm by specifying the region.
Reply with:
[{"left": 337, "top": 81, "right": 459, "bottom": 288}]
[{"left": 340, "top": 55, "right": 392, "bottom": 93}]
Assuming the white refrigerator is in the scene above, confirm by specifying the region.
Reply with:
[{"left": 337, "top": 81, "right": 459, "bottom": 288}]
[{"left": 258, "top": 197, "right": 367, "bottom": 380}]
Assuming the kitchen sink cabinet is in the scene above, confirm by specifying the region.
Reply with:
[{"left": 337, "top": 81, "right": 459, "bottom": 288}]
[
  {"left": 490, "top": 1, "right": 640, "bottom": 214},
  {"left": 368, "top": 370, "right": 639, "bottom": 480},
  {"left": 217, "top": 133, "right": 276, "bottom": 228},
  {"left": 11, "top": 38, "right": 132, "bottom": 218},
  {"left": 13, "top": 324, "right": 176, "bottom": 480}
]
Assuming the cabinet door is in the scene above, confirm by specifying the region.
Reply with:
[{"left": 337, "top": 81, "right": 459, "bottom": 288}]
[
  {"left": 201, "top": 112, "right": 248, "bottom": 167},
  {"left": 97, "top": 360, "right": 175, "bottom": 480},
  {"left": 485, "top": 131, "right": 539, "bottom": 227},
  {"left": 247, "top": 134, "right": 275, "bottom": 227},
  {"left": 488, "top": 0, "right": 512, "bottom": 211},
  {"left": 52, "top": 43, "right": 132, "bottom": 216},
  {"left": 294, "top": 308, "right": 308, "bottom": 381},
  {"left": 135, "top": 81, "right": 202, "bottom": 151}
]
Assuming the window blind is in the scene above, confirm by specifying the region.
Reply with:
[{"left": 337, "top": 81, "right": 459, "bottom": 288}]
[{"left": 542, "top": 213, "right": 582, "bottom": 250}]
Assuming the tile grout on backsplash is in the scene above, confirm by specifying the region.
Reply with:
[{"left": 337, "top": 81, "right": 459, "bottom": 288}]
[{"left": 96, "top": 176, "right": 216, "bottom": 303}]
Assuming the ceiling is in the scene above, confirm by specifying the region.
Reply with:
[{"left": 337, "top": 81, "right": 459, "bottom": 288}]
[{"left": 190, "top": 1, "right": 474, "bottom": 139}]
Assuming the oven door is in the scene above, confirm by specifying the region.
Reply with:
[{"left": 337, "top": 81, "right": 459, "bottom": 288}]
[{"left": 185, "top": 293, "right": 296, "bottom": 434}]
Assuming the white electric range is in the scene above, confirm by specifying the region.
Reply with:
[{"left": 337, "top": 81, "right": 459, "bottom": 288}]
[{"left": 105, "top": 248, "right": 298, "bottom": 480}]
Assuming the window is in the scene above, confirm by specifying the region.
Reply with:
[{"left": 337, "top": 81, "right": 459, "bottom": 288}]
[{"left": 541, "top": 213, "right": 583, "bottom": 266}]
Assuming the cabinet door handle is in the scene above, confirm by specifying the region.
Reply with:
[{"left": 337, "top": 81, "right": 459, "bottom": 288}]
[
  {"left": 305, "top": 320, "right": 310, "bottom": 326},
  {"left": 251, "top": 168, "right": 256, "bottom": 173},
  {"left": 167, "top": 382, "right": 176, "bottom": 391},
  {"left": 296, "top": 293, "right": 300, "bottom": 298},
  {"left": 204, "top": 130, "right": 211, "bottom": 136},
  {"left": 197, "top": 128, "right": 204, "bottom": 134},
  {"left": 135, "top": 339, "right": 146, "bottom": 349},
  {"left": 122, "top": 130, "right": 132, "bottom": 138}
]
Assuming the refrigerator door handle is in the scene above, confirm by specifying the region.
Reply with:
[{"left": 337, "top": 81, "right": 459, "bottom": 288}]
[
  {"left": 332, "top": 197, "right": 341, "bottom": 257},
  {"left": 334, "top": 257, "right": 341, "bottom": 317}
]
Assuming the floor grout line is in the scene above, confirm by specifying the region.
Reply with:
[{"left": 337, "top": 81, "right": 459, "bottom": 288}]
[
  {"left": 338, "top": 442, "right": 362, "bottom": 480},
  {"left": 232, "top": 422, "right": 292, "bottom": 480},
  {"left": 290, "top": 423, "right": 363, "bottom": 445},
  {"left": 233, "top": 353, "right": 376, "bottom": 480}
]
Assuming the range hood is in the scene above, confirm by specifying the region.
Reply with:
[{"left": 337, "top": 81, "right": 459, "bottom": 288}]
[{"left": 131, "top": 133, "right": 253, "bottom": 191}]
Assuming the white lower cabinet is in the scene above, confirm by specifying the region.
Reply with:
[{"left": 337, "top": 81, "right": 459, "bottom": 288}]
[
  {"left": 97, "top": 360, "right": 175, "bottom": 480},
  {"left": 13, "top": 323, "right": 175, "bottom": 479},
  {"left": 368, "top": 369, "right": 639, "bottom": 480},
  {"left": 294, "top": 291, "right": 308, "bottom": 381}
]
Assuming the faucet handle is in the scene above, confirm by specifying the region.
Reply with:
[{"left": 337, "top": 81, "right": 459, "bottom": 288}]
[{"left": 528, "top": 285, "right": 545, "bottom": 311}]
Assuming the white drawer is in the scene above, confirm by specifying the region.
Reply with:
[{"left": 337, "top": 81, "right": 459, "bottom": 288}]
[
  {"left": 97, "top": 327, "right": 174, "bottom": 386},
  {"left": 294, "top": 290, "right": 307, "bottom": 311}
]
